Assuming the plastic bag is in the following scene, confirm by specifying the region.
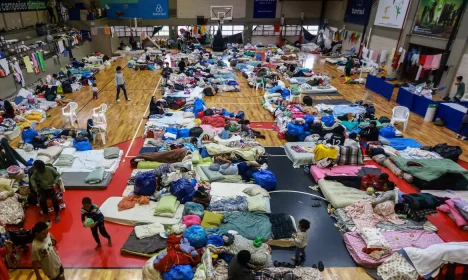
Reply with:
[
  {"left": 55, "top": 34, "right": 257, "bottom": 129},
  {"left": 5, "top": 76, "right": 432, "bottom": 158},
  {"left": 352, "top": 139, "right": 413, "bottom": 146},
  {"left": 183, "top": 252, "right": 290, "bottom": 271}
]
[
  {"left": 252, "top": 170, "right": 276, "bottom": 191},
  {"left": 162, "top": 265, "right": 194, "bottom": 280},
  {"left": 178, "top": 128, "right": 190, "bottom": 138},
  {"left": 298, "top": 131, "right": 311, "bottom": 142},
  {"left": 379, "top": 126, "right": 396, "bottom": 138},
  {"left": 321, "top": 115, "right": 335, "bottom": 127},
  {"left": 200, "top": 147, "right": 210, "bottom": 158},
  {"left": 134, "top": 171, "right": 156, "bottom": 196},
  {"left": 21, "top": 128, "right": 39, "bottom": 144},
  {"left": 73, "top": 140, "right": 92, "bottom": 151},
  {"left": 183, "top": 225, "right": 207, "bottom": 249},
  {"left": 304, "top": 115, "right": 315, "bottom": 124},
  {"left": 268, "top": 85, "right": 281, "bottom": 93},
  {"left": 235, "top": 111, "right": 245, "bottom": 119},
  {"left": 193, "top": 98, "right": 205, "bottom": 117},
  {"left": 170, "top": 178, "right": 195, "bottom": 203},
  {"left": 287, "top": 123, "right": 305, "bottom": 136}
]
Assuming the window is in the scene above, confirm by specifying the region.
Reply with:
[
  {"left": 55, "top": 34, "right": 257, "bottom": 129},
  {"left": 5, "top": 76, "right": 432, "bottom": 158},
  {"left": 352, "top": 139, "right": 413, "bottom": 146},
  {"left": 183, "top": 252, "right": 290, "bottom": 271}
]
[
  {"left": 113, "top": 26, "right": 170, "bottom": 37},
  {"left": 252, "top": 25, "right": 275, "bottom": 36},
  {"left": 303, "top": 25, "right": 319, "bottom": 35},
  {"left": 284, "top": 25, "right": 300, "bottom": 36}
]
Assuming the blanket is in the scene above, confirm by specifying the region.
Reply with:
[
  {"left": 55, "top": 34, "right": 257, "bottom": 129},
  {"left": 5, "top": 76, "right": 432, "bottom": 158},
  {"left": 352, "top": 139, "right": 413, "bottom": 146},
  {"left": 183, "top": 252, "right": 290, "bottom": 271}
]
[
  {"left": 204, "top": 143, "right": 265, "bottom": 161},
  {"left": 227, "top": 235, "right": 272, "bottom": 267},
  {"left": 220, "top": 212, "right": 272, "bottom": 241},
  {"left": 270, "top": 213, "right": 296, "bottom": 239},
  {"left": 345, "top": 200, "right": 403, "bottom": 230},
  {"left": 209, "top": 196, "right": 248, "bottom": 212},
  {"left": 121, "top": 229, "right": 167, "bottom": 256},
  {"left": 438, "top": 198, "right": 468, "bottom": 229},
  {"left": 391, "top": 156, "right": 468, "bottom": 190},
  {"left": 37, "top": 146, "right": 63, "bottom": 163},
  {"left": 85, "top": 167, "right": 105, "bottom": 184},
  {"left": 130, "top": 149, "right": 189, "bottom": 168},
  {"left": 387, "top": 138, "right": 422, "bottom": 150},
  {"left": 202, "top": 116, "right": 226, "bottom": 127},
  {"left": 104, "top": 147, "right": 120, "bottom": 159},
  {"left": 0, "top": 196, "right": 24, "bottom": 225},
  {"left": 400, "top": 242, "right": 468, "bottom": 278}
]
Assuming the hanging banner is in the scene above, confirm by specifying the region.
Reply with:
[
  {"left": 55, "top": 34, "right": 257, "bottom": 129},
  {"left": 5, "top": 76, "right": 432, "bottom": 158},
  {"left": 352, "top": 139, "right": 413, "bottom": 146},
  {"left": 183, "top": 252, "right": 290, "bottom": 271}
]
[
  {"left": 413, "top": 0, "right": 466, "bottom": 39},
  {"left": 0, "top": 0, "right": 47, "bottom": 12},
  {"left": 104, "top": 0, "right": 169, "bottom": 19},
  {"left": 253, "top": 0, "right": 277, "bottom": 18},
  {"left": 374, "top": 0, "right": 410, "bottom": 28},
  {"left": 344, "top": 0, "right": 373, "bottom": 25}
]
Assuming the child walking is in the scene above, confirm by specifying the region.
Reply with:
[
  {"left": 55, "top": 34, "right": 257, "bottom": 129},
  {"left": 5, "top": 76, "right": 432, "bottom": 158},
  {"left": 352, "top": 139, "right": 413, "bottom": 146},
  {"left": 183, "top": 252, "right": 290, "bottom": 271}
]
[
  {"left": 292, "top": 219, "right": 310, "bottom": 263},
  {"left": 81, "top": 197, "right": 112, "bottom": 250},
  {"left": 92, "top": 83, "right": 98, "bottom": 99}
]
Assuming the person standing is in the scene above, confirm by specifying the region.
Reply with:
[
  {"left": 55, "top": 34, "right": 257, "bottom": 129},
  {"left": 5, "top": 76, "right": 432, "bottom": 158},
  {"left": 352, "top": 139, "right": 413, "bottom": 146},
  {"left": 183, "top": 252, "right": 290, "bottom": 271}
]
[
  {"left": 115, "top": 66, "right": 130, "bottom": 102},
  {"left": 47, "top": 1, "right": 57, "bottom": 23},
  {"left": 456, "top": 111, "right": 468, "bottom": 140},
  {"left": 445, "top": 76, "right": 465, "bottom": 101},
  {"left": 161, "top": 62, "right": 172, "bottom": 86},
  {"left": 30, "top": 160, "right": 61, "bottom": 223},
  {"left": 81, "top": 197, "right": 112, "bottom": 251},
  {"left": 178, "top": 58, "right": 186, "bottom": 73},
  {"left": 291, "top": 219, "right": 310, "bottom": 263},
  {"left": 32, "top": 222, "right": 64, "bottom": 280}
]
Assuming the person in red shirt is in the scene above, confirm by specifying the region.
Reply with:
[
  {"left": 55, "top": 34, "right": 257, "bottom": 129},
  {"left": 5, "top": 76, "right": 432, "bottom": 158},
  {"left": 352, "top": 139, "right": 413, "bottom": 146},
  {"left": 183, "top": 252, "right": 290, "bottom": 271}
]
[
  {"left": 0, "top": 240, "right": 13, "bottom": 280},
  {"left": 361, "top": 173, "right": 390, "bottom": 191}
]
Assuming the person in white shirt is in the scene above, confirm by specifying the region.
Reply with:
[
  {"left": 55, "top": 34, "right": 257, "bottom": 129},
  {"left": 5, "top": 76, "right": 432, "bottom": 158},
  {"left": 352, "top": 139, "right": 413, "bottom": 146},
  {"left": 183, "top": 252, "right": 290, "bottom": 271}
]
[
  {"left": 32, "top": 222, "right": 64, "bottom": 280},
  {"left": 344, "top": 132, "right": 360, "bottom": 148},
  {"left": 291, "top": 218, "right": 310, "bottom": 263}
]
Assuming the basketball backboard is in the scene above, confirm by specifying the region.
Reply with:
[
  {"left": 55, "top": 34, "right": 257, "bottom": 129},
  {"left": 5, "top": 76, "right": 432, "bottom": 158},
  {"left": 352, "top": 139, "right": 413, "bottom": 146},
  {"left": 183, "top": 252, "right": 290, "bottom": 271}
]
[{"left": 210, "top": 6, "right": 233, "bottom": 21}]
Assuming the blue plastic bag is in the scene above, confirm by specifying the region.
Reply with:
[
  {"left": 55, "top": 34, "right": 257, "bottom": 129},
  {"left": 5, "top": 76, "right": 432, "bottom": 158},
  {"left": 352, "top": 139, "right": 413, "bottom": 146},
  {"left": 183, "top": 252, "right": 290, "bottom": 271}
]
[
  {"left": 221, "top": 108, "right": 230, "bottom": 117},
  {"left": 178, "top": 128, "right": 190, "bottom": 138},
  {"left": 22, "top": 128, "right": 38, "bottom": 144},
  {"left": 304, "top": 115, "right": 315, "bottom": 124},
  {"left": 200, "top": 147, "right": 210, "bottom": 158},
  {"left": 379, "top": 126, "right": 396, "bottom": 138},
  {"left": 227, "top": 80, "right": 237, "bottom": 86},
  {"left": 287, "top": 123, "right": 305, "bottom": 136},
  {"left": 235, "top": 111, "right": 245, "bottom": 119},
  {"left": 163, "top": 265, "right": 194, "bottom": 280},
  {"left": 321, "top": 115, "right": 335, "bottom": 127},
  {"left": 193, "top": 98, "right": 205, "bottom": 116},
  {"left": 170, "top": 178, "right": 195, "bottom": 203},
  {"left": 73, "top": 140, "right": 92, "bottom": 151},
  {"left": 268, "top": 86, "right": 281, "bottom": 93},
  {"left": 134, "top": 171, "right": 156, "bottom": 196},
  {"left": 252, "top": 170, "right": 276, "bottom": 191},
  {"left": 184, "top": 225, "right": 207, "bottom": 248},
  {"left": 298, "top": 131, "right": 311, "bottom": 141},
  {"left": 281, "top": 89, "right": 290, "bottom": 99}
]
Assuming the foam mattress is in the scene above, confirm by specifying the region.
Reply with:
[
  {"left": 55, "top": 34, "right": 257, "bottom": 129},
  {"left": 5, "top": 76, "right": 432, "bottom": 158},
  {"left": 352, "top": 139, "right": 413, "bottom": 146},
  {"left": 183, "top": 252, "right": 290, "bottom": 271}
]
[
  {"left": 310, "top": 165, "right": 378, "bottom": 183},
  {"left": 284, "top": 142, "right": 315, "bottom": 168},
  {"left": 61, "top": 171, "right": 113, "bottom": 190},
  {"left": 55, "top": 150, "right": 123, "bottom": 174},
  {"left": 318, "top": 179, "right": 371, "bottom": 208},
  {"left": 300, "top": 85, "right": 338, "bottom": 94},
  {"left": 100, "top": 197, "right": 183, "bottom": 226}
]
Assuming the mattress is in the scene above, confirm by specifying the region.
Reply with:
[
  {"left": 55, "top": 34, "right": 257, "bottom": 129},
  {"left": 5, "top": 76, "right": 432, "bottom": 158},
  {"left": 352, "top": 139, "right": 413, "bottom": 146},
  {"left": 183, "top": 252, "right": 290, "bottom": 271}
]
[
  {"left": 210, "top": 182, "right": 271, "bottom": 213},
  {"left": 284, "top": 142, "right": 316, "bottom": 168},
  {"left": 146, "top": 111, "right": 195, "bottom": 128},
  {"left": 120, "top": 229, "right": 167, "bottom": 257},
  {"left": 422, "top": 190, "right": 468, "bottom": 201},
  {"left": 300, "top": 85, "right": 338, "bottom": 94},
  {"left": 344, "top": 230, "right": 444, "bottom": 268},
  {"left": 310, "top": 165, "right": 379, "bottom": 182},
  {"left": 100, "top": 197, "right": 183, "bottom": 226},
  {"left": 55, "top": 150, "right": 123, "bottom": 174},
  {"left": 163, "top": 86, "right": 203, "bottom": 99},
  {"left": 318, "top": 179, "right": 371, "bottom": 208},
  {"left": 61, "top": 171, "right": 113, "bottom": 190}
]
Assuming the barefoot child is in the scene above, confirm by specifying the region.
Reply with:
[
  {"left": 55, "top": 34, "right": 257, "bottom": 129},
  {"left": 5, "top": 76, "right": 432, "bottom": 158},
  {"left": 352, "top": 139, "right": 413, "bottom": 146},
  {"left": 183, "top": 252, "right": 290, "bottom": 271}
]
[
  {"left": 291, "top": 218, "right": 310, "bottom": 263},
  {"left": 92, "top": 83, "right": 98, "bottom": 99},
  {"left": 81, "top": 197, "right": 112, "bottom": 250}
]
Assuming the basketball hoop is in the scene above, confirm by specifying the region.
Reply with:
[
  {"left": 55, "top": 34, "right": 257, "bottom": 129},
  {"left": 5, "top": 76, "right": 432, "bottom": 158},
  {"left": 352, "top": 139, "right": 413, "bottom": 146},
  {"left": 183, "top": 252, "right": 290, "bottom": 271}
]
[
  {"left": 211, "top": 6, "right": 233, "bottom": 23},
  {"left": 218, "top": 13, "right": 225, "bottom": 25}
]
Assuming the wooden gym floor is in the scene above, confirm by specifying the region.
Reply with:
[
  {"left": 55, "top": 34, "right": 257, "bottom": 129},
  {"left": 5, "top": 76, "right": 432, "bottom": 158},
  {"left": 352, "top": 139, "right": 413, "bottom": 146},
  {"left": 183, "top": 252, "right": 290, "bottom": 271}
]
[{"left": 9, "top": 52, "right": 468, "bottom": 279}]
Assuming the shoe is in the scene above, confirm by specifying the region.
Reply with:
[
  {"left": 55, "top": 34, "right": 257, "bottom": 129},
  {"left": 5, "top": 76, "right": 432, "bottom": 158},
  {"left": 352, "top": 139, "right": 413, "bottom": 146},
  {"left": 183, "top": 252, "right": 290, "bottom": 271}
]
[
  {"left": 116, "top": 99, "right": 121, "bottom": 102},
  {"left": 443, "top": 97, "right": 450, "bottom": 101},
  {"left": 260, "top": 163, "right": 268, "bottom": 170},
  {"left": 312, "top": 264, "right": 317, "bottom": 269},
  {"left": 456, "top": 134, "right": 460, "bottom": 138},
  {"left": 462, "top": 136, "right": 467, "bottom": 140},
  {"left": 126, "top": 98, "right": 131, "bottom": 101},
  {"left": 318, "top": 261, "right": 324, "bottom": 272},
  {"left": 55, "top": 215, "right": 60, "bottom": 223}
]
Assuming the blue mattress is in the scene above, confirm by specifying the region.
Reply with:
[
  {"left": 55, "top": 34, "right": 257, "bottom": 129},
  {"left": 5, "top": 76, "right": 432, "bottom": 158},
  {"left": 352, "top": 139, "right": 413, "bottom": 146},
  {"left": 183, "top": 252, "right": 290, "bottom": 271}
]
[{"left": 387, "top": 138, "right": 422, "bottom": 150}]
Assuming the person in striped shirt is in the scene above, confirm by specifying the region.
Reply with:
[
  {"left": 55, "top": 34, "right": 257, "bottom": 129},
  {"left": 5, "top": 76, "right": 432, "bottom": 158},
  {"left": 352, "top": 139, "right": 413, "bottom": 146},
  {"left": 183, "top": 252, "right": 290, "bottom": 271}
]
[{"left": 81, "top": 197, "right": 112, "bottom": 251}]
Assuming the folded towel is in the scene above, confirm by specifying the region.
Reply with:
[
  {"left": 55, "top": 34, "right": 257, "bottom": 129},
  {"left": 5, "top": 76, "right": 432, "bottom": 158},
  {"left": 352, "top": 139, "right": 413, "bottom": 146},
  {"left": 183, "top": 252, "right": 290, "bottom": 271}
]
[
  {"left": 104, "top": 147, "right": 120, "bottom": 159},
  {"left": 85, "top": 167, "right": 105, "bottom": 184}
]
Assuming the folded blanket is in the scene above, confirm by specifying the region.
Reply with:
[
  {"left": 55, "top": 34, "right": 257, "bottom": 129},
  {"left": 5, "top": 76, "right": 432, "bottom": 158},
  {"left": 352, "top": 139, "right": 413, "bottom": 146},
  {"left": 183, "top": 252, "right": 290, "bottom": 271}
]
[
  {"left": 38, "top": 146, "right": 63, "bottom": 161},
  {"left": 54, "top": 154, "right": 75, "bottom": 167},
  {"left": 85, "top": 167, "right": 105, "bottom": 184},
  {"left": 104, "top": 147, "right": 120, "bottom": 159}
]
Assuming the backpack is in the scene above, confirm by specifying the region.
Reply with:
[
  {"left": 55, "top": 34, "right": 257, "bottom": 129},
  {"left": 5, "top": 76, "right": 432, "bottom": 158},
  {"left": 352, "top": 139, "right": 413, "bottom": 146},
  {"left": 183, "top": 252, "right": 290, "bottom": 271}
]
[
  {"left": 189, "top": 127, "right": 203, "bottom": 137},
  {"left": 309, "top": 122, "right": 323, "bottom": 134},
  {"left": 62, "top": 81, "right": 73, "bottom": 93},
  {"left": 434, "top": 118, "right": 446, "bottom": 126},
  {"left": 203, "top": 87, "right": 214, "bottom": 96},
  {"left": 303, "top": 95, "right": 313, "bottom": 106}
]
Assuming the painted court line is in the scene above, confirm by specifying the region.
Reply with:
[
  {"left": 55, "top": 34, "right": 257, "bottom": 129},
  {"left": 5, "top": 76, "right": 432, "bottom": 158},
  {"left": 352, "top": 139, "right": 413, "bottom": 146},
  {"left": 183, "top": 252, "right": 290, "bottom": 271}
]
[
  {"left": 269, "top": 190, "right": 328, "bottom": 201},
  {"left": 125, "top": 77, "right": 162, "bottom": 158}
]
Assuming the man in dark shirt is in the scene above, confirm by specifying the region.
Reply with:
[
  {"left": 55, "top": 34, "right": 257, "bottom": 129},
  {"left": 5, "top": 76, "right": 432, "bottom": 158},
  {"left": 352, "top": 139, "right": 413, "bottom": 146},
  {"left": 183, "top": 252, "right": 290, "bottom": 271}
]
[
  {"left": 178, "top": 58, "right": 186, "bottom": 73},
  {"left": 228, "top": 250, "right": 254, "bottom": 280},
  {"left": 161, "top": 63, "right": 173, "bottom": 85},
  {"left": 453, "top": 76, "right": 465, "bottom": 101},
  {"left": 359, "top": 121, "right": 379, "bottom": 141}
]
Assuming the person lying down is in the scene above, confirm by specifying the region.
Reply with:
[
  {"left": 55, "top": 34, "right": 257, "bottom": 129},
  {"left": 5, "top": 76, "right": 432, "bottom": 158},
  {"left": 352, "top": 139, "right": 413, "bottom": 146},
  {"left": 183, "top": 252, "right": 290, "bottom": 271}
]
[{"left": 211, "top": 154, "right": 265, "bottom": 181}]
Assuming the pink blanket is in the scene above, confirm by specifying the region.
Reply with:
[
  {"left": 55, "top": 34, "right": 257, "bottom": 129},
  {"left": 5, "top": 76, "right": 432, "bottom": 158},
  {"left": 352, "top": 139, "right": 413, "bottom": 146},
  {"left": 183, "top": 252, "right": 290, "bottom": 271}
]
[
  {"left": 309, "top": 165, "right": 378, "bottom": 182},
  {"left": 438, "top": 198, "right": 468, "bottom": 229},
  {"left": 344, "top": 230, "right": 444, "bottom": 268},
  {"left": 199, "top": 125, "right": 224, "bottom": 136},
  {"left": 345, "top": 200, "right": 403, "bottom": 230}
]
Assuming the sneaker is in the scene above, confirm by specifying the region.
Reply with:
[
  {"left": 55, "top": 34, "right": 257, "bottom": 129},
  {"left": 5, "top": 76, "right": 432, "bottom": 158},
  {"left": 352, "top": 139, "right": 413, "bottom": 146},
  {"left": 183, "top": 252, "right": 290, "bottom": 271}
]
[
  {"left": 462, "top": 136, "right": 467, "bottom": 140},
  {"left": 126, "top": 98, "right": 131, "bottom": 101},
  {"left": 260, "top": 163, "right": 268, "bottom": 170},
  {"left": 456, "top": 134, "right": 460, "bottom": 138},
  {"left": 116, "top": 99, "right": 121, "bottom": 102}
]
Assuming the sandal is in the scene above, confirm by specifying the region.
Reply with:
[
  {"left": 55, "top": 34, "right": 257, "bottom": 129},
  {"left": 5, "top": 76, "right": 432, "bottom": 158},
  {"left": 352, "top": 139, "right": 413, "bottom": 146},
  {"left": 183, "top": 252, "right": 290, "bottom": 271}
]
[
  {"left": 273, "top": 260, "right": 281, "bottom": 267},
  {"left": 318, "top": 261, "right": 324, "bottom": 272}
]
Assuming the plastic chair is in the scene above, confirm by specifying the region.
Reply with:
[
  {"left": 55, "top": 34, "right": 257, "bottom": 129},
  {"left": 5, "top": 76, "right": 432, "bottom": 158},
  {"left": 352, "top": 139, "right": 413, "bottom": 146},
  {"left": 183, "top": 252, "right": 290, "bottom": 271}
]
[
  {"left": 92, "top": 103, "right": 108, "bottom": 123},
  {"left": 61, "top": 102, "right": 78, "bottom": 127},
  {"left": 88, "top": 118, "right": 107, "bottom": 145},
  {"left": 255, "top": 78, "right": 264, "bottom": 91},
  {"left": 390, "top": 106, "right": 410, "bottom": 132}
]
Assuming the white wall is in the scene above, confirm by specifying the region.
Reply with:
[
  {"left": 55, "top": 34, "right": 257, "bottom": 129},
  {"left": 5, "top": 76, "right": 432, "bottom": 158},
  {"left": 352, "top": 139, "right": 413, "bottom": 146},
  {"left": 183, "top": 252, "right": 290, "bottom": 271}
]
[
  {"left": 369, "top": 35, "right": 398, "bottom": 76},
  {"left": 4, "top": 13, "right": 23, "bottom": 29},
  {"left": 341, "top": 30, "right": 361, "bottom": 53},
  {"left": 21, "top": 12, "right": 38, "bottom": 27},
  {"left": 278, "top": 1, "right": 322, "bottom": 18},
  {"left": 177, "top": 0, "right": 246, "bottom": 18},
  {"left": 251, "top": 36, "right": 297, "bottom": 46},
  {"left": 324, "top": 1, "right": 344, "bottom": 21}
]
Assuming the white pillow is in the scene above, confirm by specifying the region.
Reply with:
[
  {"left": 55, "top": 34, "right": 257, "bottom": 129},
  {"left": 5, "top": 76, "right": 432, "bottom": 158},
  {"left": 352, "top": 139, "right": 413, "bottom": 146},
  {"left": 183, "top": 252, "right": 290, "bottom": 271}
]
[
  {"left": 134, "top": 223, "right": 165, "bottom": 239},
  {"left": 358, "top": 228, "right": 391, "bottom": 249},
  {"left": 243, "top": 186, "right": 270, "bottom": 198},
  {"left": 247, "top": 195, "right": 267, "bottom": 212}
]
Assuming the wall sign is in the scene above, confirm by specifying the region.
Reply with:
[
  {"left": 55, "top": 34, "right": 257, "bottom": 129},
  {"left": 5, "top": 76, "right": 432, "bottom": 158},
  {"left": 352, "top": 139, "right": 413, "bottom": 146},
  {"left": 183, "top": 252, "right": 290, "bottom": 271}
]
[
  {"left": 413, "top": 0, "right": 467, "bottom": 39},
  {"left": 105, "top": 0, "right": 169, "bottom": 19},
  {"left": 374, "top": 0, "right": 410, "bottom": 29},
  {"left": 1, "top": 0, "right": 47, "bottom": 12},
  {"left": 253, "top": 0, "right": 277, "bottom": 18},
  {"left": 344, "top": 0, "right": 373, "bottom": 25}
]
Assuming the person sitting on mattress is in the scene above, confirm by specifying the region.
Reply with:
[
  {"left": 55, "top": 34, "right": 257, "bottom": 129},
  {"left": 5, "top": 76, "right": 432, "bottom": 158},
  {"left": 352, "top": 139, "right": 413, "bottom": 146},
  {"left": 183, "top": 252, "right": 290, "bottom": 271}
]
[
  {"left": 371, "top": 181, "right": 396, "bottom": 206},
  {"left": 344, "top": 132, "right": 360, "bottom": 148},
  {"left": 358, "top": 121, "right": 379, "bottom": 141},
  {"left": 228, "top": 250, "right": 255, "bottom": 280}
]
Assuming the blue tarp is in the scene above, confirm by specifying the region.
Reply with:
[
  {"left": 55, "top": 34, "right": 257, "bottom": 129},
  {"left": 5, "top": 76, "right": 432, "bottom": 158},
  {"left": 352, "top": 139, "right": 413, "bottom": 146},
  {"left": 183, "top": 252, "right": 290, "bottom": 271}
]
[{"left": 387, "top": 138, "right": 422, "bottom": 150}]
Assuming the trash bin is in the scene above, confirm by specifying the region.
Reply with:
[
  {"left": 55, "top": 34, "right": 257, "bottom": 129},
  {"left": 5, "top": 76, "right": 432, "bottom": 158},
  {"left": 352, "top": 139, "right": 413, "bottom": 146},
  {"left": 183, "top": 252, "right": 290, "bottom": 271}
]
[{"left": 424, "top": 104, "right": 438, "bottom": 122}]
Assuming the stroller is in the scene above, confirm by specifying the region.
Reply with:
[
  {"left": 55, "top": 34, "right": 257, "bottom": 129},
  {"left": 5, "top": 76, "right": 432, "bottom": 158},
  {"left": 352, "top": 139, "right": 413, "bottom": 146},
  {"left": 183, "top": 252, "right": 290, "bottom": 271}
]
[{"left": 4, "top": 228, "right": 57, "bottom": 268}]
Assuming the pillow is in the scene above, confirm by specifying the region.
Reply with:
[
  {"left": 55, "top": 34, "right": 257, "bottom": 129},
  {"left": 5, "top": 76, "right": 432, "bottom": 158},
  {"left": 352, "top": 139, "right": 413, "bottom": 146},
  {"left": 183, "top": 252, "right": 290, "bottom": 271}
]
[
  {"left": 137, "top": 161, "right": 164, "bottom": 169},
  {"left": 191, "top": 151, "right": 201, "bottom": 164},
  {"left": 182, "top": 214, "right": 201, "bottom": 227},
  {"left": 243, "top": 186, "right": 270, "bottom": 198},
  {"left": 154, "top": 195, "right": 179, "bottom": 216},
  {"left": 247, "top": 195, "right": 267, "bottom": 212},
  {"left": 209, "top": 163, "right": 220, "bottom": 171},
  {"left": 201, "top": 211, "right": 224, "bottom": 228},
  {"left": 134, "top": 223, "right": 165, "bottom": 239},
  {"left": 183, "top": 112, "right": 195, "bottom": 118},
  {"left": 357, "top": 228, "right": 390, "bottom": 249}
]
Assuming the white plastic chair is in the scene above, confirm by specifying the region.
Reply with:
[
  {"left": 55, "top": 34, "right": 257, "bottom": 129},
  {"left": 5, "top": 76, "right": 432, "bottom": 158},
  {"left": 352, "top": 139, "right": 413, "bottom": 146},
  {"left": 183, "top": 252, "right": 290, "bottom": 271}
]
[
  {"left": 92, "top": 103, "right": 108, "bottom": 123},
  {"left": 390, "top": 106, "right": 410, "bottom": 132},
  {"left": 62, "top": 102, "right": 78, "bottom": 127},
  {"left": 255, "top": 78, "right": 264, "bottom": 91}
]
